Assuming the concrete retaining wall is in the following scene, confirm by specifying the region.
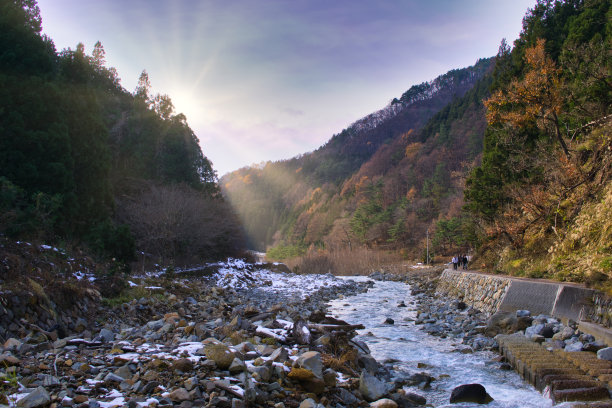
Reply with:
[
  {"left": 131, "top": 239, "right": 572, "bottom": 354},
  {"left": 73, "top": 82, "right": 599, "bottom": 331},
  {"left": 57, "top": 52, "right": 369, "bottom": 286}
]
[{"left": 436, "top": 269, "right": 595, "bottom": 323}]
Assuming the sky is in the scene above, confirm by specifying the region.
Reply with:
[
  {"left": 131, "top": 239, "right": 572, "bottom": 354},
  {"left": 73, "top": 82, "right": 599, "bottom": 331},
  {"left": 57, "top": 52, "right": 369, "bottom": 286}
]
[{"left": 37, "top": 0, "right": 535, "bottom": 176}]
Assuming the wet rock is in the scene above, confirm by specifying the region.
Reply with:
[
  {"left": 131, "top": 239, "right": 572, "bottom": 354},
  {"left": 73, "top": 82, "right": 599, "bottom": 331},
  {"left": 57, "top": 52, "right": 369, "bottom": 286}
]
[
  {"left": 17, "top": 386, "right": 51, "bottom": 408},
  {"left": 360, "top": 371, "right": 389, "bottom": 402},
  {"left": 449, "top": 383, "right": 493, "bottom": 404},
  {"left": 384, "top": 318, "right": 394, "bottom": 325},
  {"left": 358, "top": 353, "right": 380, "bottom": 374}
]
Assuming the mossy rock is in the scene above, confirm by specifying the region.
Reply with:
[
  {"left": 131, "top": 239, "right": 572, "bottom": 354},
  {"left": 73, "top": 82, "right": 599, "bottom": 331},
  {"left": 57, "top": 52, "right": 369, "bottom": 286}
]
[
  {"left": 204, "top": 343, "right": 235, "bottom": 370},
  {"left": 288, "top": 367, "right": 315, "bottom": 381}
]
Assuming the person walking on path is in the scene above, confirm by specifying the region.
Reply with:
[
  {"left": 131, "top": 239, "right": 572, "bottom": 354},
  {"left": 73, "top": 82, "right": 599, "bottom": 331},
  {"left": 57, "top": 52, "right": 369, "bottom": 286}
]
[
  {"left": 462, "top": 255, "right": 468, "bottom": 270},
  {"left": 452, "top": 256, "right": 458, "bottom": 270}
]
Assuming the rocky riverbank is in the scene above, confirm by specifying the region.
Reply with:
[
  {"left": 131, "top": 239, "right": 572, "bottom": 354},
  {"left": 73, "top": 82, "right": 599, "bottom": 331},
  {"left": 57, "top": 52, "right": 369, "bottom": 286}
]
[
  {"left": 368, "top": 268, "right": 612, "bottom": 405},
  {"left": 0, "top": 261, "right": 431, "bottom": 408}
]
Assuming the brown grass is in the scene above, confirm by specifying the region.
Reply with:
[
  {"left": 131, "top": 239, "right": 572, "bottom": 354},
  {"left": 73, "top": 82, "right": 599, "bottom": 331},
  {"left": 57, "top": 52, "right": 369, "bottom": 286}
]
[{"left": 284, "top": 247, "right": 407, "bottom": 276}]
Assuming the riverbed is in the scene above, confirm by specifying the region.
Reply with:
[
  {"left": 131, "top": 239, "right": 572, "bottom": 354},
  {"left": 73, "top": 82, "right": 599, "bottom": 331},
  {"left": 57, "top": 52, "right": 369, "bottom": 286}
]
[{"left": 328, "top": 277, "right": 572, "bottom": 408}]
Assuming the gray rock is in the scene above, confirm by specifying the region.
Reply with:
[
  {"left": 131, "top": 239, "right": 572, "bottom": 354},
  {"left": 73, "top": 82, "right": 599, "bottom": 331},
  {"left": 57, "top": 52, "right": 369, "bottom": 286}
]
[
  {"left": 358, "top": 354, "right": 379, "bottom": 374},
  {"left": 565, "top": 342, "right": 583, "bottom": 352},
  {"left": 228, "top": 358, "right": 247, "bottom": 374},
  {"left": 294, "top": 351, "right": 323, "bottom": 379},
  {"left": 525, "top": 324, "right": 545, "bottom": 338},
  {"left": 17, "top": 387, "right": 50, "bottom": 408},
  {"left": 359, "top": 371, "right": 388, "bottom": 402},
  {"left": 268, "top": 347, "right": 289, "bottom": 363},
  {"left": 104, "top": 372, "right": 125, "bottom": 383},
  {"left": 516, "top": 310, "right": 531, "bottom": 317},
  {"left": 168, "top": 388, "right": 191, "bottom": 402},
  {"left": 553, "top": 326, "right": 575, "bottom": 341},
  {"left": 597, "top": 347, "right": 612, "bottom": 361},
  {"left": 98, "top": 328, "right": 115, "bottom": 343},
  {"left": 335, "top": 388, "right": 361, "bottom": 406},
  {"left": 39, "top": 374, "right": 60, "bottom": 387},
  {"left": 114, "top": 364, "right": 132, "bottom": 380}
]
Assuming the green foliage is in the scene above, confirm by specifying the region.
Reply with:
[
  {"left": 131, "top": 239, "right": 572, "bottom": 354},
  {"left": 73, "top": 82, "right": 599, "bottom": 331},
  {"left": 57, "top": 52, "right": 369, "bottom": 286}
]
[
  {"left": 0, "top": 0, "right": 236, "bottom": 264},
  {"left": 87, "top": 220, "right": 135, "bottom": 265},
  {"left": 432, "top": 216, "right": 480, "bottom": 253},
  {"left": 266, "top": 243, "right": 307, "bottom": 260}
]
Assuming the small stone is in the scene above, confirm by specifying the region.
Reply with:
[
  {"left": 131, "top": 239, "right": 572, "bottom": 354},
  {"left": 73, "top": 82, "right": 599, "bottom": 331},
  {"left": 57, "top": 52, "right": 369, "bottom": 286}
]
[
  {"left": 384, "top": 318, "right": 394, "bottom": 325},
  {"left": 3, "top": 338, "right": 23, "bottom": 351},
  {"left": 565, "top": 342, "right": 583, "bottom": 352},
  {"left": 73, "top": 395, "right": 88, "bottom": 404},
  {"left": 369, "top": 399, "right": 398, "bottom": 408},
  {"left": 173, "top": 358, "right": 194, "bottom": 372},
  {"left": 98, "top": 328, "right": 115, "bottom": 343},
  {"left": 597, "top": 347, "right": 612, "bottom": 361},
  {"left": 169, "top": 388, "right": 191, "bottom": 402},
  {"left": 114, "top": 364, "right": 132, "bottom": 380}
]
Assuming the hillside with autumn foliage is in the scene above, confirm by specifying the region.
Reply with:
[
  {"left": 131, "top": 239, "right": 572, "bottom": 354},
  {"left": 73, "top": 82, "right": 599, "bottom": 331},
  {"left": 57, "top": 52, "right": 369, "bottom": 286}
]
[
  {"left": 222, "top": 58, "right": 493, "bottom": 256},
  {"left": 222, "top": 0, "right": 611, "bottom": 289}
]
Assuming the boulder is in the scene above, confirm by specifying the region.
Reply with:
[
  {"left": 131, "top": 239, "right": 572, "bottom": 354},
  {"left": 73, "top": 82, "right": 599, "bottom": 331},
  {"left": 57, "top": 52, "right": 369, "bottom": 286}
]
[
  {"left": 360, "top": 371, "right": 389, "bottom": 402},
  {"left": 384, "top": 318, "right": 395, "bottom": 325},
  {"left": 294, "top": 351, "right": 323, "bottom": 379},
  {"left": 205, "top": 343, "right": 236, "bottom": 370},
  {"left": 449, "top": 384, "right": 493, "bottom": 404},
  {"left": 17, "top": 386, "right": 50, "bottom": 408}
]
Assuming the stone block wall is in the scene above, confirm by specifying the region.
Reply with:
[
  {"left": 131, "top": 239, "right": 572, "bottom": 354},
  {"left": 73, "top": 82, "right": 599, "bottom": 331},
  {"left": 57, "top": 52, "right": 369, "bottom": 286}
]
[
  {"left": 0, "top": 289, "right": 100, "bottom": 341},
  {"left": 584, "top": 293, "right": 612, "bottom": 328},
  {"left": 436, "top": 269, "right": 512, "bottom": 316}
]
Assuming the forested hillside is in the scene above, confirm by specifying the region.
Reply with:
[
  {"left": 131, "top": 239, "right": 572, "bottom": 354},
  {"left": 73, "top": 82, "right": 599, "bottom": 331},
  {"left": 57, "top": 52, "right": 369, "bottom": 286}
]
[
  {"left": 224, "top": 0, "right": 611, "bottom": 290},
  {"left": 0, "top": 0, "right": 243, "bottom": 267},
  {"left": 465, "top": 0, "right": 611, "bottom": 288},
  {"left": 222, "top": 59, "right": 493, "bottom": 254}
]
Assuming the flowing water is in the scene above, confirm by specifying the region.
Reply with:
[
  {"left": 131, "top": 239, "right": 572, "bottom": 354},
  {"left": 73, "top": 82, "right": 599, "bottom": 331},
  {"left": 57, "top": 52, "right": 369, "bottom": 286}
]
[{"left": 328, "top": 277, "right": 572, "bottom": 408}]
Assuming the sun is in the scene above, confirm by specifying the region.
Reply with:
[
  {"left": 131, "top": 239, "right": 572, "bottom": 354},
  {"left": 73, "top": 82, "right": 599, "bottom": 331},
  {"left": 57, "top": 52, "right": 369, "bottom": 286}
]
[{"left": 166, "top": 84, "right": 205, "bottom": 126}]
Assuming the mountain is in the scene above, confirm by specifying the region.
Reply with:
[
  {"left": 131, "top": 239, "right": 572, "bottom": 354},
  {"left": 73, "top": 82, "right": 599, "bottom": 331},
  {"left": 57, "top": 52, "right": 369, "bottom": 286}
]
[
  {"left": 224, "top": 0, "right": 611, "bottom": 292},
  {"left": 221, "top": 58, "right": 493, "bottom": 254}
]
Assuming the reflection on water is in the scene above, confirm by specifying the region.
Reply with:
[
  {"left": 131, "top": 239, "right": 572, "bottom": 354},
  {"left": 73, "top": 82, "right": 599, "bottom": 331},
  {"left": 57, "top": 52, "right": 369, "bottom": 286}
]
[{"left": 328, "top": 278, "right": 572, "bottom": 408}]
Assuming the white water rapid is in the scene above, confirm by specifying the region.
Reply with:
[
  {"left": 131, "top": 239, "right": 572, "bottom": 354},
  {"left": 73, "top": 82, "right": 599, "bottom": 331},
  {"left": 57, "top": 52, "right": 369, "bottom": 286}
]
[{"left": 328, "top": 277, "right": 574, "bottom": 408}]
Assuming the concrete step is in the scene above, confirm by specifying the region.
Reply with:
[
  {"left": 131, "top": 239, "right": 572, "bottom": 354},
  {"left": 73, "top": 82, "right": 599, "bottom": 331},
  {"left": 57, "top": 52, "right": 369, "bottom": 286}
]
[{"left": 496, "top": 334, "right": 612, "bottom": 404}]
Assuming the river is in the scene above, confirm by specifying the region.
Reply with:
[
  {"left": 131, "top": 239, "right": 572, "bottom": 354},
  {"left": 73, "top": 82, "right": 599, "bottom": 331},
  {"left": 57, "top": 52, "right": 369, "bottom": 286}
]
[{"left": 328, "top": 277, "right": 573, "bottom": 408}]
